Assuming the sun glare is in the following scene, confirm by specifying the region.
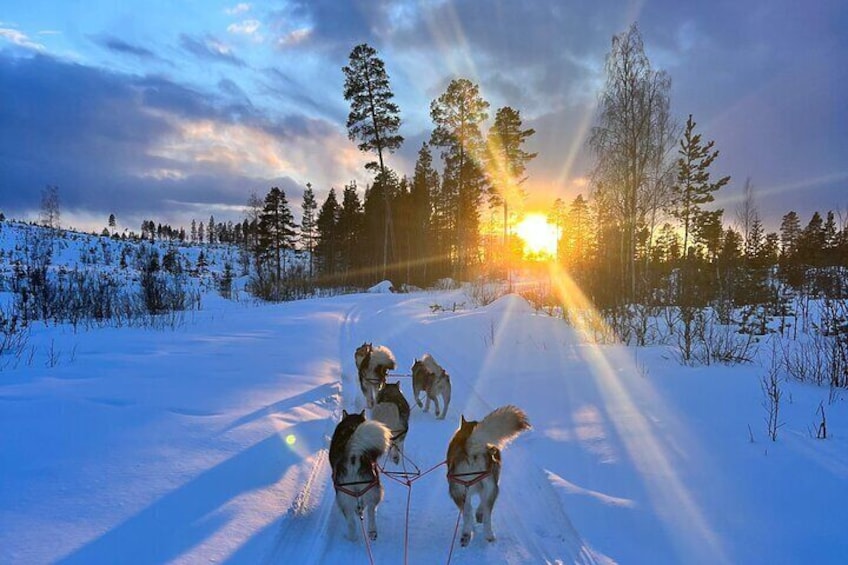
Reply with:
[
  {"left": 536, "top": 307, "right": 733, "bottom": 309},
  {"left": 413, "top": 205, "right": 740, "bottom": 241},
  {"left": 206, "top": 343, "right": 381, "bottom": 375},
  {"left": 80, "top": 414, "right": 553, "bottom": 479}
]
[{"left": 514, "top": 213, "right": 558, "bottom": 259}]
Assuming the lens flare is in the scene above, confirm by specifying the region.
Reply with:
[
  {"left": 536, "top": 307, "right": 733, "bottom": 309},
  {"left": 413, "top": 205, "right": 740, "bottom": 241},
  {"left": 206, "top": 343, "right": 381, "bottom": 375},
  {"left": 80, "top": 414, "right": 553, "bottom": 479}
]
[{"left": 286, "top": 434, "right": 296, "bottom": 446}]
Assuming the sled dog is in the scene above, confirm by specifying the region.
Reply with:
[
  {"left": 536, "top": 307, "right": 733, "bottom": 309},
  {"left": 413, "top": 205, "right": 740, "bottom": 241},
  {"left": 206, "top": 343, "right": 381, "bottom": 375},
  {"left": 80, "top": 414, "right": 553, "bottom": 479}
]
[
  {"left": 446, "top": 405, "right": 531, "bottom": 546},
  {"left": 372, "top": 382, "right": 411, "bottom": 464},
  {"left": 411, "top": 354, "right": 452, "bottom": 419},
  {"left": 329, "top": 409, "right": 391, "bottom": 541},
  {"left": 354, "top": 342, "right": 396, "bottom": 409}
]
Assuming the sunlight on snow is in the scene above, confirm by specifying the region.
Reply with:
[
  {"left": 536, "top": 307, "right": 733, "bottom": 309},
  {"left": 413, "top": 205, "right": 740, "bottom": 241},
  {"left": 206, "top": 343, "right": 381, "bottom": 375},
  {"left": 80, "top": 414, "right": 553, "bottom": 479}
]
[{"left": 546, "top": 261, "right": 731, "bottom": 564}]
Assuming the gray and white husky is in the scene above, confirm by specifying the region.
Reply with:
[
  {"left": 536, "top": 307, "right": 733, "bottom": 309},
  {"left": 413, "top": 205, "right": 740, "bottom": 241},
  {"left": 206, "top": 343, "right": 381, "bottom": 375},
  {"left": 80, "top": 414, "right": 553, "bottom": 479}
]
[
  {"left": 446, "top": 405, "right": 531, "bottom": 546},
  {"left": 411, "top": 354, "right": 451, "bottom": 419},
  {"left": 329, "top": 410, "right": 391, "bottom": 541},
  {"left": 371, "top": 382, "right": 410, "bottom": 464},
  {"left": 354, "top": 342, "right": 396, "bottom": 409}
]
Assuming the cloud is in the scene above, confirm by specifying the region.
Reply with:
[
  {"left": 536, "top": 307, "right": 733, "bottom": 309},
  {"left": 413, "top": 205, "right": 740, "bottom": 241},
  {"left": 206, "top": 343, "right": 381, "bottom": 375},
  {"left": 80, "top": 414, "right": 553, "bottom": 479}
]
[
  {"left": 227, "top": 19, "right": 262, "bottom": 38},
  {"left": 0, "top": 27, "right": 45, "bottom": 51},
  {"left": 94, "top": 35, "right": 158, "bottom": 59},
  {"left": 225, "top": 3, "right": 252, "bottom": 16},
  {"left": 0, "top": 53, "right": 368, "bottom": 231},
  {"left": 179, "top": 33, "right": 246, "bottom": 67},
  {"left": 276, "top": 27, "right": 311, "bottom": 48}
]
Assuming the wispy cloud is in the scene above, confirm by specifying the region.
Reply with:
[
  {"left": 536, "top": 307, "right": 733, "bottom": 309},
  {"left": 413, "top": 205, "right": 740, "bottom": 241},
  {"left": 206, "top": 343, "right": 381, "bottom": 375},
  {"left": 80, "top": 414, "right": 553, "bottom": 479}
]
[
  {"left": 0, "top": 27, "right": 45, "bottom": 51},
  {"left": 37, "top": 30, "right": 61, "bottom": 36},
  {"left": 227, "top": 19, "right": 261, "bottom": 38},
  {"left": 277, "top": 27, "right": 311, "bottom": 48},
  {"left": 179, "top": 34, "right": 245, "bottom": 67},
  {"left": 224, "top": 3, "right": 251, "bottom": 16},
  {"left": 95, "top": 35, "right": 158, "bottom": 59}
]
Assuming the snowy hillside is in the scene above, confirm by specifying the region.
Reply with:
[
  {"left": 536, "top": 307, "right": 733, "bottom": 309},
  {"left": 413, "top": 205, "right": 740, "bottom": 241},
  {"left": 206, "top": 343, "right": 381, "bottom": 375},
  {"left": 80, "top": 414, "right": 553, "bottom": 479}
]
[{"left": 1, "top": 222, "right": 847, "bottom": 564}]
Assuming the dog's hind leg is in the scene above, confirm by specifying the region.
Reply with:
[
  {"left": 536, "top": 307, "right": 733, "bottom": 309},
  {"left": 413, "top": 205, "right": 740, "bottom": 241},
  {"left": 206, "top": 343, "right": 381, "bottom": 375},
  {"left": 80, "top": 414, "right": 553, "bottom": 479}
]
[
  {"left": 433, "top": 394, "right": 441, "bottom": 418},
  {"left": 366, "top": 501, "right": 378, "bottom": 541},
  {"left": 477, "top": 480, "right": 499, "bottom": 542},
  {"left": 459, "top": 491, "right": 475, "bottom": 546},
  {"left": 339, "top": 497, "right": 358, "bottom": 540},
  {"left": 439, "top": 390, "right": 450, "bottom": 420}
]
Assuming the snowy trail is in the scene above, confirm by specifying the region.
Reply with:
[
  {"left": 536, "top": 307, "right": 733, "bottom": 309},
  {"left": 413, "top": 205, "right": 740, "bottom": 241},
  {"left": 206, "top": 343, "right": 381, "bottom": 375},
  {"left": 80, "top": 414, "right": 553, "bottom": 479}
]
[{"left": 273, "top": 290, "right": 599, "bottom": 565}]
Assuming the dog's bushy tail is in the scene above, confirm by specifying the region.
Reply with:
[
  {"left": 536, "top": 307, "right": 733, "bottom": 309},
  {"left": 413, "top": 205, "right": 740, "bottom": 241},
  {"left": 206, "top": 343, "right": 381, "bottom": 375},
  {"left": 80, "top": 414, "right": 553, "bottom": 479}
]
[
  {"left": 348, "top": 419, "right": 391, "bottom": 460},
  {"left": 371, "top": 346, "right": 397, "bottom": 371},
  {"left": 468, "top": 405, "right": 531, "bottom": 454}
]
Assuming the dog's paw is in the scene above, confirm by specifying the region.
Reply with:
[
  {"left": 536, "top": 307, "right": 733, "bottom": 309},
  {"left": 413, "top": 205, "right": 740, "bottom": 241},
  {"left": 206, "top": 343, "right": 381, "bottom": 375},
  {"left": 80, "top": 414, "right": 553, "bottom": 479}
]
[
  {"left": 460, "top": 532, "right": 472, "bottom": 547},
  {"left": 486, "top": 533, "right": 496, "bottom": 542},
  {"left": 369, "top": 530, "right": 378, "bottom": 541},
  {"left": 435, "top": 409, "right": 441, "bottom": 416}
]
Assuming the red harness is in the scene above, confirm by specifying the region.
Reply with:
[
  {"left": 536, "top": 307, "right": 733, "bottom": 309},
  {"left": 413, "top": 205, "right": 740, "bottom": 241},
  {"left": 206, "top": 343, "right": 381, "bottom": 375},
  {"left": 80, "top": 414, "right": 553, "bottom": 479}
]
[
  {"left": 334, "top": 463, "right": 380, "bottom": 498},
  {"left": 446, "top": 469, "right": 491, "bottom": 488}
]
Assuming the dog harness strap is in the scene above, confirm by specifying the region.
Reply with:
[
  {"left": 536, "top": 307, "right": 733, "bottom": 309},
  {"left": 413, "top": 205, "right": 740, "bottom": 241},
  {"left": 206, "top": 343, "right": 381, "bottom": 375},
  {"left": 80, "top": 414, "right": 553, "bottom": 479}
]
[
  {"left": 333, "top": 462, "right": 380, "bottom": 498},
  {"left": 447, "top": 469, "right": 491, "bottom": 488}
]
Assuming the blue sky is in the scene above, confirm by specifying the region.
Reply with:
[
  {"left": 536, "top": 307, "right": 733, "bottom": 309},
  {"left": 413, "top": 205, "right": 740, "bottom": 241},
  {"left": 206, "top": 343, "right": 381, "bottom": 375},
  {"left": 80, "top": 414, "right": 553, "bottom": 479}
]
[{"left": 1, "top": 0, "right": 846, "bottom": 233}]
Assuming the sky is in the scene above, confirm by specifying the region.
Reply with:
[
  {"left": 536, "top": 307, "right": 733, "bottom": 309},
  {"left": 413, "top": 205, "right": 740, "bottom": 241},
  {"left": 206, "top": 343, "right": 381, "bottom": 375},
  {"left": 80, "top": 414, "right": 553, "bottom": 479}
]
[{"left": 1, "top": 0, "right": 846, "bottom": 234}]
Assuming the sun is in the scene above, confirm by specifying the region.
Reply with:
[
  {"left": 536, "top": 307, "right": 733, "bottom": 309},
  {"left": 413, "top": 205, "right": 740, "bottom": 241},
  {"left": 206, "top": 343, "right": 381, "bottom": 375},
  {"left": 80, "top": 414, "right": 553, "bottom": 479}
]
[{"left": 514, "top": 213, "right": 558, "bottom": 259}]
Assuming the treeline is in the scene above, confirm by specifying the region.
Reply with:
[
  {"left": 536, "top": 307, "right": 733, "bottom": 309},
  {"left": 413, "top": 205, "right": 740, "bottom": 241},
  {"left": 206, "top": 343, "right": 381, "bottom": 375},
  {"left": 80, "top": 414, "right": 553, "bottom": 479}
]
[{"left": 237, "top": 43, "right": 537, "bottom": 293}]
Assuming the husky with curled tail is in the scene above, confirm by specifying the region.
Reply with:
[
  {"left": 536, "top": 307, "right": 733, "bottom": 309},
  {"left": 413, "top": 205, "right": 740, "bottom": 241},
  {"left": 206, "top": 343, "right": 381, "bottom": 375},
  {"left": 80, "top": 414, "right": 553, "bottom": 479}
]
[
  {"left": 371, "top": 382, "right": 410, "bottom": 464},
  {"left": 329, "top": 410, "right": 391, "bottom": 541},
  {"left": 354, "top": 342, "right": 396, "bottom": 409},
  {"left": 411, "top": 354, "right": 451, "bottom": 419},
  {"left": 446, "top": 405, "right": 531, "bottom": 547}
]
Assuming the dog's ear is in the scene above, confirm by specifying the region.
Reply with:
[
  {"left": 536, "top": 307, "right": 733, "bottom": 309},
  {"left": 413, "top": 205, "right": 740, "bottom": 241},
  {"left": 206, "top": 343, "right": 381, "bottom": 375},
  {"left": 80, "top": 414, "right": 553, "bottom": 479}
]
[
  {"left": 359, "top": 409, "right": 366, "bottom": 417},
  {"left": 342, "top": 409, "right": 349, "bottom": 418},
  {"left": 460, "top": 414, "right": 466, "bottom": 425}
]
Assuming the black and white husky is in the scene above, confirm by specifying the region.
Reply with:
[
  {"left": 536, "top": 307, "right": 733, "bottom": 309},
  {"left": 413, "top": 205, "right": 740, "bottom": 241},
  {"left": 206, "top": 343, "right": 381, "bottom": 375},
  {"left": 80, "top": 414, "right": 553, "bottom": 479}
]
[
  {"left": 329, "top": 410, "right": 391, "bottom": 541},
  {"left": 354, "top": 342, "right": 396, "bottom": 409},
  {"left": 446, "top": 405, "right": 531, "bottom": 546},
  {"left": 371, "top": 382, "right": 410, "bottom": 464},
  {"left": 411, "top": 353, "right": 452, "bottom": 420}
]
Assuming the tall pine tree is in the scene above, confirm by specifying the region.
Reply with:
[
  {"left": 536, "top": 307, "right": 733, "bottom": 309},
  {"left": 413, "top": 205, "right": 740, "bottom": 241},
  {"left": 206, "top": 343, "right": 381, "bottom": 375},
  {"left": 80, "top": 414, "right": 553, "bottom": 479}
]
[
  {"left": 258, "top": 187, "right": 297, "bottom": 281},
  {"left": 300, "top": 183, "right": 318, "bottom": 278},
  {"left": 343, "top": 43, "right": 403, "bottom": 278},
  {"left": 486, "top": 106, "right": 537, "bottom": 254},
  {"left": 430, "top": 78, "right": 490, "bottom": 278},
  {"left": 670, "top": 114, "right": 730, "bottom": 260},
  {"left": 315, "top": 189, "right": 340, "bottom": 280}
]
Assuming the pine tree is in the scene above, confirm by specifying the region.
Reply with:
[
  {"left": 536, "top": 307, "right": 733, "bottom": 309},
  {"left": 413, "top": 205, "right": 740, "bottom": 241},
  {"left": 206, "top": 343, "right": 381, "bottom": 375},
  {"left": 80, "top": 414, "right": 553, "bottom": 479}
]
[
  {"left": 745, "top": 216, "right": 764, "bottom": 265},
  {"left": 198, "top": 222, "right": 205, "bottom": 244},
  {"left": 300, "top": 182, "right": 318, "bottom": 278},
  {"left": 343, "top": 43, "right": 403, "bottom": 174},
  {"left": 315, "top": 188, "right": 340, "bottom": 279},
  {"left": 779, "top": 211, "right": 801, "bottom": 257},
  {"left": 799, "top": 211, "right": 825, "bottom": 266},
  {"left": 430, "top": 78, "right": 490, "bottom": 277},
  {"left": 548, "top": 198, "right": 566, "bottom": 263},
  {"left": 486, "top": 106, "right": 536, "bottom": 255},
  {"left": 338, "top": 181, "right": 364, "bottom": 283},
  {"left": 208, "top": 216, "right": 216, "bottom": 245},
  {"left": 569, "top": 194, "right": 592, "bottom": 268},
  {"left": 670, "top": 114, "right": 730, "bottom": 260},
  {"left": 258, "top": 187, "right": 298, "bottom": 281},
  {"left": 823, "top": 210, "right": 838, "bottom": 263},
  {"left": 343, "top": 43, "right": 403, "bottom": 277},
  {"left": 410, "top": 143, "right": 437, "bottom": 284},
  {"left": 190, "top": 219, "right": 197, "bottom": 243}
]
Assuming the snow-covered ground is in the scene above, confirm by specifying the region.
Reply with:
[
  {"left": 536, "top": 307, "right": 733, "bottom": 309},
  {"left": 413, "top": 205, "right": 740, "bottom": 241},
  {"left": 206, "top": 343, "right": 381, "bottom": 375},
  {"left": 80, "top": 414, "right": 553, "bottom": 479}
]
[{"left": 1, "top": 224, "right": 847, "bottom": 564}]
